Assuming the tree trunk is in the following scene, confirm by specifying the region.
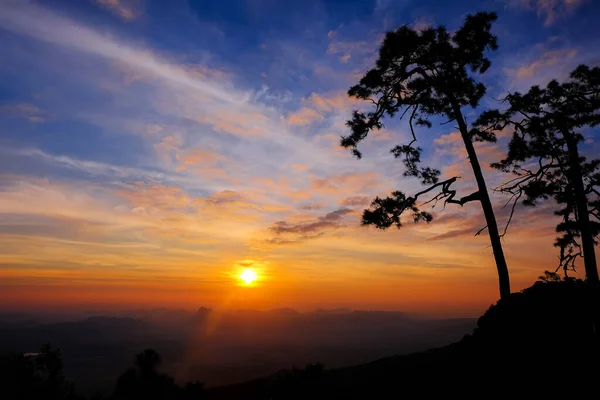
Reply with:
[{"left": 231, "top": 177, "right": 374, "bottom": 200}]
[
  {"left": 562, "top": 129, "right": 600, "bottom": 338},
  {"left": 563, "top": 129, "right": 599, "bottom": 283},
  {"left": 453, "top": 103, "right": 511, "bottom": 299}
]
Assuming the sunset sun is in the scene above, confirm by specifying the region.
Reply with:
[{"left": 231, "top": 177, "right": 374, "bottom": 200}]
[{"left": 240, "top": 268, "right": 258, "bottom": 285}]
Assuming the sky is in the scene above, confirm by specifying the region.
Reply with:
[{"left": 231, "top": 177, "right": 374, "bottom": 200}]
[{"left": 0, "top": 0, "right": 599, "bottom": 318}]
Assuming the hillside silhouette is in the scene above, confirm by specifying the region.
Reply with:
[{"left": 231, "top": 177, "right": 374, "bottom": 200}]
[
  {"left": 206, "top": 278, "right": 599, "bottom": 399},
  {"left": 2, "top": 278, "right": 598, "bottom": 399}
]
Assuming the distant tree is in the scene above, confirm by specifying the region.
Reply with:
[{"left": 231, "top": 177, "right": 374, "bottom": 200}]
[
  {"left": 538, "top": 270, "right": 562, "bottom": 283},
  {"left": 341, "top": 12, "right": 511, "bottom": 298},
  {"left": 474, "top": 65, "right": 600, "bottom": 282},
  {"left": 135, "top": 348, "right": 161, "bottom": 376},
  {"left": 113, "top": 349, "right": 179, "bottom": 400}
]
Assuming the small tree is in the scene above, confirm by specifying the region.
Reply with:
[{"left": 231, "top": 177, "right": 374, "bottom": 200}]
[
  {"left": 342, "top": 12, "right": 511, "bottom": 298},
  {"left": 114, "top": 349, "right": 178, "bottom": 400},
  {"left": 475, "top": 65, "right": 600, "bottom": 282}
]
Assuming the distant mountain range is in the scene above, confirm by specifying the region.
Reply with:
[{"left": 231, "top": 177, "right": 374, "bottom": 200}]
[{"left": 0, "top": 308, "right": 476, "bottom": 396}]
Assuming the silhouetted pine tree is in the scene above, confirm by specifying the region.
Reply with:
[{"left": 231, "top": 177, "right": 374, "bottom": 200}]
[
  {"left": 342, "top": 12, "right": 511, "bottom": 298},
  {"left": 475, "top": 65, "right": 600, "bottom": 282}
]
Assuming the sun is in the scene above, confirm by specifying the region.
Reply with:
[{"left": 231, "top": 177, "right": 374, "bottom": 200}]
[{"left": 239, "top": 268, "right": 258, "bottom": 285}]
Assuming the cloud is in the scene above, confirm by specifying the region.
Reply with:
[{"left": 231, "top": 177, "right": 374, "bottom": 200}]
[
  {"left": 202, "top": 190, "right": 244, "bottom": 206},
  {"left": 425, "top": 196, "right": 559, "bottom": 245},
  {"left": 508, "top": 0, "right": 588, "bottom": 26},
  {"left": 153, "top": 135, "right": 182, "bottom": 161},
  {"left": 501, "top": 41, "right": 596, "bottom": 92},
  {"left": 0, "top": 102, "right": 49, "bottom": 123},
  {"left": 0, "top": 2, "right": 292, "bottom": 142},
  {"left": 434, "top": 131, "right": 464, "bottom": 157},
  {"left": 304, "top": 92, "right": 358, "bottom": 113},
  {"left": 291, "top": 164, "right": 310, "bottom": 171},
  {"left": 512, "top": 48, "right": 578, "bottom": 79},
  {"left": 428, "top": 227, "right": 480, "bottom": 241},
  {"left": 118, "top": 183, "right": 252, "bottom": 218},
  {"left": 116, "top": 182, "right": 195, "bottom": 221},
  {"left": 326, "top": 29, "right": 380, "bottom": 70},
  {"left": 286, "top": 91, "right": 360, "bottom": 126},
  {"left": 412, "top": 16, "right": 434, "bottom": 31},
  {"left": 176, "top": 149, "right": 223, "bottom": 170},
  {"left": 0, "top": 174, "right": 257, "bottom": 300},
  {"left": 0, "top": 174, "right": 153, "bottom": 246},
  {"left": 11, "top": 147, "right": 190, "bottom": 185},
  {"left": 327, "top": 37, "right": 370, "bottom": 58},
  {"left": 339, "top": 196, "right": 370, "bottom": 207},
  {"left": 94, "top": 0, "right": 140, "bottom": 22},
  {"left": 268, "top": 207, "right": 353, "bottom": 243},
  {"left": 150, "top": 136, "right": 238, "bottom": 183},
  {"left": 299, "top": 202, "right": 327, "bottom": 211},
  {"left": 287, "top": 107, "right": 323, "bottom": 125},
  {"left": 0, "top": 213, "right": 120, "bottom": 243},
  {"left": 310, "top": 172, "right": 381, "bottom": 197}
]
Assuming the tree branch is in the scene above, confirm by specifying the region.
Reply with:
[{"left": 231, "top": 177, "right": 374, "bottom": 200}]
[
  {"left": 408, "top": 106, "right": 418, "bottom": 147},
  {"left": 412, "top": 177, "right": 481, "bottom": 207},
  {"left": 475, "top": 225, "right": 488, "bottom": 236},
  {"left": 365, "top": 176, "right": 484, "bottom": 230},
  {"left": 500, "top": 191, "right": 522, "bottom": 239}
]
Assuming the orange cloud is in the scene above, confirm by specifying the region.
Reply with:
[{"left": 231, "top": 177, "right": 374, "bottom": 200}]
[
  {"left": 434, "top": 131, "right": 505, "bottom": 174},
  {"left": 371, "top": 128, "right": 395, "bottom": 142},
  {"left": 512, "top": 48, "right": 578, "bottom": 79},
  {"left": 434, "top": 131, "right": 464, "bottom": 157},
  {"left": 291, "top": 164, "right": 310, "bottom": 171},
  {"left": 246, "top": 176, "right": 314, "bottom": 203},
  {"left": 176, "top": 149, "right": 223, "bottom": 171},
  {"left": 118, "top": 182, "right": 193, "bottom": 214},
  {"left": 286, "top": 91, "right": 361, "bottom": 127},
  {"left": 211, "top": 111, "right": 270, "bottom": 135},
  {"left": 287, "top": 107, "right": 323, "bottom": 125},
  {"left": 310, "top": 171, "right": 381, "bottom": 197},
  {"left": 304, "top": 92, "right": 359, "bottom": 112},
  {"left": 153, "top": 135, "right": 182, "bottom": 161},
  {"left": 152, "top": 137, "right": 237, "bottom": 182}
]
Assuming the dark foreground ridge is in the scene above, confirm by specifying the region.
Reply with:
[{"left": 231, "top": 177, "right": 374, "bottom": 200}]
[
  {"left": 206, "top": 277, "right": 600, "bottom": 399},
  {"left": 2, "top": 278, "right": 599, "bottom": 399}
]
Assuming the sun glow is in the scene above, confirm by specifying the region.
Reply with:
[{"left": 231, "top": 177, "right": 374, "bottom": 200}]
[{"left": 240, "top": 268, "right": 258, "bottom": 285}]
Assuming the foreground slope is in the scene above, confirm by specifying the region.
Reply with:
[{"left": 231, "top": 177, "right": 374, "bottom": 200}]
[{"left": 207, "top": 279, "right": 600, "bottom": 399}]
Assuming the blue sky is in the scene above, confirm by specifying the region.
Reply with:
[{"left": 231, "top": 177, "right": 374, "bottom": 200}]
[{"left": 0, "top": 0, "right": 599, "bottom": 316}]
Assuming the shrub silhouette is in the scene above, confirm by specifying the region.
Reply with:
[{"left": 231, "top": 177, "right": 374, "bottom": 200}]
[{"left": 113, "top": 349, "right": 179, "bottom": 400}]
